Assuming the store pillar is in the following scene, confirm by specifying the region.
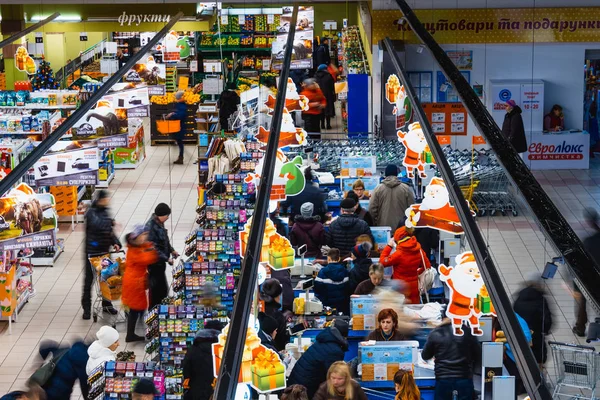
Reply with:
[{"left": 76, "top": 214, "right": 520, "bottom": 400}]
[{"left": 1, "top": 5, "right": 28, "bottom": 90}]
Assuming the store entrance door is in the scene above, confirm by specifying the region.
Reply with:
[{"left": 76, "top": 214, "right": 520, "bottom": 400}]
[{"left": 44, "top": 33, "right": 65, "bottom": 75}]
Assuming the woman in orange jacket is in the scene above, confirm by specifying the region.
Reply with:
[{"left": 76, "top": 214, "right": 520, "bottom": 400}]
[
  {"left": 379, "top": 226, "right": 431, "bottom": 304},
  {"left": 122, "top": 225, "right": 158, "bottom": 342},
  {"left": 300, "top": 78, "right": 326, "bottom": 136}
]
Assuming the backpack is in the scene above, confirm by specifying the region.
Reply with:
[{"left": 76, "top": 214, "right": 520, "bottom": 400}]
[{"left": 29, "top": 348, "right": 69, "bottom": 387}]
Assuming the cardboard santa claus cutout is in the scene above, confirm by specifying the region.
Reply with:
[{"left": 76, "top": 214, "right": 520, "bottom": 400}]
[
  {"left": 397, "top": 122, "right": 432, "bottom": 179},
  {"left": 405, "top": 177, "right": 466, "bottom": 234},
  {"left": 439, "top": 251, "right": 495, "bottom": 336}
]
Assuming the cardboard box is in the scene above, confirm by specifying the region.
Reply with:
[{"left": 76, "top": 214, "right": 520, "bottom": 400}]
[
  {"left": 350, "top": 296, "right": 378, "bottom": 331},
  {"left": 359, "top": 341, "right": 418, "bottom": 381}
]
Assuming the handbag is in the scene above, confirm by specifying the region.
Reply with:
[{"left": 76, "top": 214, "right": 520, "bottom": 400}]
[
  {"left": 29, "top": 348, "right": 69, "bottom": 386},
  {"left": 417, "top": 251, "right": 437, "bottom": 303}
]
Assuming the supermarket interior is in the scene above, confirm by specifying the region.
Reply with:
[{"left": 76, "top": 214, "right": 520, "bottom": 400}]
[{"left": 0, "top": 0, "right": 599, "bottom": 399}]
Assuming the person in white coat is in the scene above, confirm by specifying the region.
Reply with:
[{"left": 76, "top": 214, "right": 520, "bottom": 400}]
[{"left": 86, "top": 326, "right": 120, "bottom": 375}]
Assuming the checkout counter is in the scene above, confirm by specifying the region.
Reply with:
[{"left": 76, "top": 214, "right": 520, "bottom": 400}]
[{"left": 523, "top": 130, "right": 590, "bottom": 170}]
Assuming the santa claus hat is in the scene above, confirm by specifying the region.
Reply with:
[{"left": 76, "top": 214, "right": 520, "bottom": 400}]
[
  {"left": 428, "top": 177, "right": 446, "bottom": 188},
  {"left": 408, "top": 122, "right": 421, "bottom": 131},
  {"left": 456, "top": 251, "right": 476, "bottom": 265}
]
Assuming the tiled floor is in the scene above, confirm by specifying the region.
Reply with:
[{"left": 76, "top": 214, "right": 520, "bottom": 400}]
[{"left": 0, "top": 131, "right": 597, "bottom": 397}]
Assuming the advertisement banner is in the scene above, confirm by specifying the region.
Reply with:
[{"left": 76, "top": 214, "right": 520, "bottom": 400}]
[
  {"left": 272, "top": 6, "right": 314, "bottom": 70},
  {"left": 446, "top": 50, "right": 473, "bottom": 70},
  {"left": 34, "top": 143, "right": 99, "bottom": 186},
  {"left": 340, "top": 156, "right": 377, "bottom": 177},
  {"left": 96, "top": 134, "right": 129, "bottom": 149},
  {"left": 372, "top": 8, "right": 600, "bottom": 44},
  {"left": 422, "top": 103, "right": 467, "bottom": 136},
  {"left": 524, "top": 132, "right": 590, "bottom": 170},
  {"left": 0, "top": 184, "right": 57, "bottom": 241},
  {"left": 124, "top": 57, "right": 166, "bottom": 85},
  {"left": 0, "top": 230, "right": 56, "bottom": 252}
]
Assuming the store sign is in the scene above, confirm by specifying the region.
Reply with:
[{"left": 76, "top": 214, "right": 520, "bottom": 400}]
[
  {"left": 524, "top": 133, "right": 590, "bottom": 170},
  {"left": 0, "top": 230, "right": 55, "bottom": 252},
  {"left": 373, "top": 7, "right": 600, "bottom": 44},
  {"left": 34, "top": 143, "right": 99, "bottom": 186},
  {"left": 118, "top": 12, "right": 170, "bottom": 26}
]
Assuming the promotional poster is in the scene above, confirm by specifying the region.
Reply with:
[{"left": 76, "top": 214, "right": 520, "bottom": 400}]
[
  {"left": 0, "top": 184, "right": 57, "bottom": 242},
  {"left": 272, "top": 6, "right": 314, "bottom": 70},
  {"left": 34, "top": 142, "right": 99, "bottom": 186}
]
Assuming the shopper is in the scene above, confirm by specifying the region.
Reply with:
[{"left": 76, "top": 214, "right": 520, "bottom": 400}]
[
  {"left": 0, "top": 383, "right": 46, "bottom": 400},
  {"left": 270, "top": 209, "right": 289, "bottom": 238},
  {"left": 502, "top": 313, "right": 532, "bottom": 395},
  {"left": 132, "top": 378, "right": 159, "bottom": 400},
  {"left": 300, "top": 78, "right": 326, "bottom": 135},
  {"left": 315, "top": 39, "right": 331, "bottom": 69},
  {"left": 370, "top": 164, "right": 415, "bottom": 230},
  {"left": 367, "top": 308, "right": 406, "bottom": 341},
  {"left": 501, "top": 100, "right": 527, "bottom": 153},
  {"left": 421, "top": 319, "right": 481, "bottom": 400},
  {"left": 354, "top": 264, "right": 386, "bottom": 295},
  {"left": 313, "top": 361, "right": 367, "bottom": 400},
  {"left": 573, "top": 208, "right": 600, "bottom": 336},
  {"left": 86, "top": 326, "right": 120, "bottom": 374},
  {"left": 217, "top": 85, "right": 240, "bottom": 132},
  {"left": 379, "top": 226, "right": 431, "bottom": 304},
  {"left": 396, "top": 216, "right": 439, "bottom": 259},
  {"left": 315, "top": 64, "right": 335, "bottom": 130},
  {"left": 280, "top": 168, "right": 328, "bottom": 224},
  {"left": 82, "top": 189, "right": 121, "bottom": 320},
  {"left": 513, "top": 273, "right": 553, "bottom": 366},
  {"left": 287, "top": 319, "right": 349, "bottom": 398},
  {"left": 326, "top": 198, "right": 372, "bottom": 258},
  {"left": 348, "top": 242, "right": 373, "bottom": 294},
  {"left": 122, "top": 225, "right": 158, "bottom": 342},
  {"left": 280, "top": 384, "right": 309, "bottom": 400},
  {"left": 346, "top": 190, "right": 374, "bottom": 226},
  {"left": 314, "top": 248, "right": 351, "bottom": 314},
  {"left": 289, "top": 202, "right": 325, "bottom": 258},
  {"left": 166, "top": 90, "right": 187, "bottom": 165},
  {"left": 544, "top": 104, "right": 564, "bottom": 131},
  {"left": 38, "top": 340, "right": 90, "bottom": 399},
  {"left": 393, "top": 369, "right": 420, "bottom": 400},
  {"left": 259, "top": 278, "right": 289, "bottom": 351},
  {"left": 146, "top": 203, "right": 179, "bottom": 310},
  {"left": 182, "top": 320, "right": 222, "bottom": 400},
  {"left": 257, "top": 312, "right": 279, "bottom": 352},
  {"left": 351, "top": 180, "right": 370, "bottom": 200}
]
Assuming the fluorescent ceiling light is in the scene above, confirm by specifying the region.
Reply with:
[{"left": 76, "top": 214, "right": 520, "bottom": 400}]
[{"left": 31, "top": 15, "right": 81, "bottom": 22}]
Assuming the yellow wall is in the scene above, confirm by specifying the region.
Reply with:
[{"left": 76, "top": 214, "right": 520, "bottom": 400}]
[{"left": 357, "top": 5, "right": 372, "bottom": 74}]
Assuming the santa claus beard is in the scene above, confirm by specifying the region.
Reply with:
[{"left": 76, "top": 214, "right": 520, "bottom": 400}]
[
  {"left": 450, "top": 269, "right": 484, "bottom": 299},
  {"left": 420, "top": 188, "right": 449, "bottom": 211}
]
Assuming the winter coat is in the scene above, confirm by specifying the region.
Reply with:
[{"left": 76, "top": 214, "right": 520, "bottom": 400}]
[
  {"left": 326, "top": 214, "right": 372, "bottom": 257},
  {"left": 289, "top": 216, "right": 325, "bottom": 258},
  {"left": 370, "top": 177, "right": 415, "bottom": 230},
  {"left": 366, "top": 329, "right": 406, "bottom": 341},
  {"left": 348, "top": 257, "right": 373, "bottom": 294},
  {"left": 355, "top": 205, "right": 374, "bottom": 227},
  {"left": 122, "top": 240, "right": 158, "bottom": 311},
  {"left": 313, "top": 379, "right": 368, "bottom": 400},
  {"left": 315, "top": 44, "right": 331, "bottom": 68},
  {"left": 544, "top": 112, "right": 563, "bottom": 131},
  {"left": 301, "top": 87, "right": 327, "bottom": 116},
  {"left": 217, "top": 90, "right": 240, "bottom": 131},
  {"left": 513, "top": 285, "right": 553, "bottom": 364},
  {"left": 183, "top": 329, "right": 220, "bottom": 400},
  {"left": 146, "top": 215, "right": 174, "bottom": 269},
  {"left": 397, "top": 217, "right": 439, "bottom": 256},
  {"left": 314, "top": 262, "right": 350, "bottom": 314},
  {"left": 421, "top": 322, "right": 481, "bottom": 380},
  {"left": 170, "top": 101, "right": 188, "bottom": 139},
  {"left": 287, "top": 327, "right": 349, "bottom": 399},
  {"left": 281, "top": 185, "right": 328, "bottom": 223},
  {"left": 39, "top": 341, "right": 90, "bottom": 400},
  {"left": 315, "top": 70, "right": 336, "bottom": 117},
  {"left": 86, "top": 340, "right": 116, "bottom": 375},
  {"left": 258, "top": 330, "right": 279, "bottom": 353},
  {"left": 379, "top": 236, "right": 430, "bottom": 304},
  {"left": 354, "top": 279, "right": 377, "bottom": 295},
  {"left": 263, "top": 300, "right": 290, "bottom": 351},
  {"left": 85, "top": 202, "right": 121, "bottom": 255},
  {"left": 501, "top": 106, "right": 528, "bottom": 153},
  {"left": 270, "top": 269, "right": 294, "bottom": 313}
]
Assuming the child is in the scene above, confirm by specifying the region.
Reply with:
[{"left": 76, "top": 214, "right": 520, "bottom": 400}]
[
  {"left": 86, "top": 326, "right": 119, "bottom": 375},
  {"left": 314, "top": 248, "right": 350, "bottom": 314},
  {"left": 122, "top": 225, "right": 158, "bottom": 342},
  {"left": 348, "top": 241, "right": 373, "bottom": 293}
]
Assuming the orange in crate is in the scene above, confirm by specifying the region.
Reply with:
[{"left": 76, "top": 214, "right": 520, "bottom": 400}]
[{"left": 156, "top": 120, "right": 181, "bottom": 135}]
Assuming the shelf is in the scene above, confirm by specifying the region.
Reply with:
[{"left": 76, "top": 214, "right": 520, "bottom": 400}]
[
  {"left": 198, "top": 47, "right": 272, "bottom": 53},
  {"left": 31, "top": 249, "right": 62, "bottom": 267},
  {"left": 0, "top": 105, "right": 77, "bottom": 110},
  {"left": 0, "top": 131, "right": 42, "bottom": 135},
  {"left": 96, "top": 172, "right": 115, "bottom": 188}
]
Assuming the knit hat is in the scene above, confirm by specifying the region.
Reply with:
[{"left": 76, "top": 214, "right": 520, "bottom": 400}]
[
  {"left": 174, "top": 90, "right": 185, "bottom": 101},
  {"left": 261, "top": 278, "right": 282, "bottom": 302},
  {"left": 96, "top": 326, "right": 119, "bottom": 348},
  {"left": 385, "top": 164, "right": 399, "bottom": 177},
  {"left": 340, "top": 197, "right": 357, "bottom": 211},
  {"left": 155, "top": 203, "right": 171, "bottom": 217},
  {"left": 506, "top": 99, "right": 517, "bottom": 108},
  {"left": 133, "top": 378, "right": 159, "bottom": 395},
  {"left": 393, "top": 226, "right": 411, "bottom": 242},
  {"left": 333, "top": 319, "right": 349, "bottom": 337},
  {"left": 258, "top": 312, "right": 279, "bottom": 335},
  {"left": 317, "top": 64, "right": 328, "bottom": 71},
  {"left": 95, "top": 189, "right": 110, "bottom": 201},
  {"left": 352, "top": 241, "right": 372, "bottom": 258},
  {"left": 300, "top": 202, "right": 314, "bottom": 218}
]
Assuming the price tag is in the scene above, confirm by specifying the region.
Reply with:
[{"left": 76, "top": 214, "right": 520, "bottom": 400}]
[
  {"left": 125, "top": 372, "right": 134, "bottom": 377},
  {"left": 145, "top": 372, "right": 154, "bottom": 377},
  {"left": 190, "top": 60, "right": 198, "bottom": 72},
  {"left": 221, "top": 15, "right": 228, "bottom": 25},
  {"left": 262, "top": 59, "right": 271, "bottom": 71},
  {"left": 239, "top": 14, "right": 245, "bottom": 24},
  {"left": 267, "top": 14, "right": 274, "bottom": 24}
]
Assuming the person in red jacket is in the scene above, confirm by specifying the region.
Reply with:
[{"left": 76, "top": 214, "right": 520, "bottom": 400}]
[
  {"left": 379, "top": 226, "right": 431, "bottom": 304},
  {"left": 122, "top": 225, "right": 158, "bottom": 342},
  {"left": 300, "top": 78, "right": 326, "bottom": 136}
]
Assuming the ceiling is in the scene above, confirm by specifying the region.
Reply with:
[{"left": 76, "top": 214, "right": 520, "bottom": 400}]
[{"left": 374, "top": 0, "right": 600, "bottom": 9}]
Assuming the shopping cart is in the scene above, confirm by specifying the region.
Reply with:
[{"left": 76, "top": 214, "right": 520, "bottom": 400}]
[
  {"left": 88, "top": 251, "right": 127, "bottom": 328},
  {"left": 549, "top": 341, "right": 600, "bottom": 399},
  {"left": 460, "top": 180, "right": 479, "bottom": 215}
]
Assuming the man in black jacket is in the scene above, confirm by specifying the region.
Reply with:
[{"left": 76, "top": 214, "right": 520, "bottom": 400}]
[
  {"left": 182, "top": 321, "right": 223, "bottom": 400},
  {"left": 83, "top": 190, "right": 121, "bottom": 320},
  {"left": 421, "top": 320, "right": 481, "bottom": 400},
  {"left": 146, "top": 203, "right": 179, "bottom": 309},
  {"left": 326, "top": 198, "right": 372, "bottom": 258}
]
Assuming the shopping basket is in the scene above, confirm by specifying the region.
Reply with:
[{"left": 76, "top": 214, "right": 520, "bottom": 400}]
[
  {"left": 156, "top": 119, "right": 181, "bottom": 135},
  {"left": 89, "top": 251, "right": 127, "bottom": 328},
  {"left": 549, "top": 341, "right": 600, "bottom": 399}
]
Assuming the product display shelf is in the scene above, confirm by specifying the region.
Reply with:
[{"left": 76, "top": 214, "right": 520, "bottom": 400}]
[
  {"left": 0, "top": 254, "right": 35, "bottom": 331},
  {"left": 101, "top": 360, "right": 167, "bottom": 399},
  {"left": 341, "top": 26, "right": 370, "bottom": 75},
  {"left": 195, "top": 110, "right": 220, "bottom": 134},
  {"left": 97, "top": 148, "right": 115, "bottom": 188},
  {"left": 30, "top": 238, "right": 64, "bottom": 267}
]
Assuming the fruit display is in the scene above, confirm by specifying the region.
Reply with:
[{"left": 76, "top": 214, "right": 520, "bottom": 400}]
[
  {"left": 216, "top": 14, "right": 280, "bottom": 33},
  {"left": 342, "top": 26, "right": 370, "bottom": 75},
  {"left": 150, "top": 89, "right": 200, "bottom": 105}
]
